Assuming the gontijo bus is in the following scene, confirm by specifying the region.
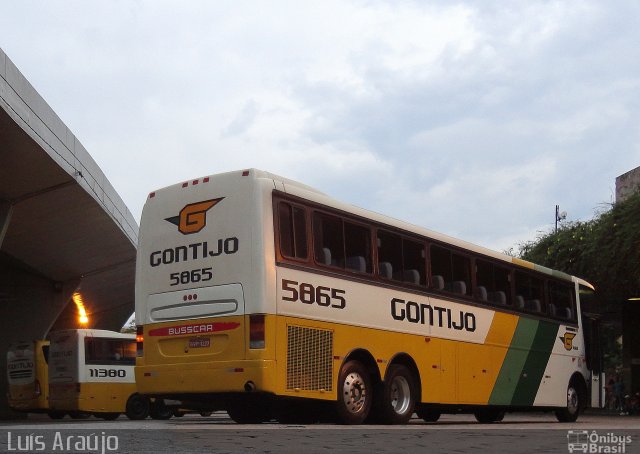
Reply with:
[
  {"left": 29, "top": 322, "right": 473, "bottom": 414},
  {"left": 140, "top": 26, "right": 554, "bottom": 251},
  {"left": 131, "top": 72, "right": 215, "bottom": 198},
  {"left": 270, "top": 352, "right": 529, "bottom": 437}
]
[
  {"left": 48, "top": 329, "right": 152, "bottom": 420},
  {"left": 135, "top": 169, "right": 602, "bottom": 424},
  {"left": 6, "top": 340, "right": 50, "bottom": 416}
]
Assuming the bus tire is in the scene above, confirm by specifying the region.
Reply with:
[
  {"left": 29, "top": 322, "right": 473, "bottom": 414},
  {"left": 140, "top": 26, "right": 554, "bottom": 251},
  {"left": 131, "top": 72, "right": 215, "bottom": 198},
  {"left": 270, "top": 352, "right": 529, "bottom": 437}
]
[
  {"left": 150, "top": 399, "right": 173, "bottom": 420},
  {"left": 474, "top": 408, "right": 505, "bottom": 423},
  {"left": 99, "top": 413, "right": 120, "bottom": 421},
  {"left": 48, "top": 411, "right": 65, "bottom": 420},
  {"left": 125, "top": 394, "right": 150, "bottom": 420},
  {"left": 556, "top": 382, "right": 581, "bottom": 423},
  {"left": 379, "top": 364, "right": 417, "bottom": 424},
  {"left": 336, "top": 360, "right": 372, "bottom": 425},
  {"left": 416, "top": 406, "right": 440, "bottom": 423}
]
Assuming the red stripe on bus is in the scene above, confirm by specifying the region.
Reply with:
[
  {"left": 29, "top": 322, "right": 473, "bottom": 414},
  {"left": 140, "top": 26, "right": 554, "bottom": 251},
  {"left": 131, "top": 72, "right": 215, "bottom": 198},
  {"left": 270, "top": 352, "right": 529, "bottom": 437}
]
[{"left": 148, "top": 322, "right": 240, "bottom": 337}]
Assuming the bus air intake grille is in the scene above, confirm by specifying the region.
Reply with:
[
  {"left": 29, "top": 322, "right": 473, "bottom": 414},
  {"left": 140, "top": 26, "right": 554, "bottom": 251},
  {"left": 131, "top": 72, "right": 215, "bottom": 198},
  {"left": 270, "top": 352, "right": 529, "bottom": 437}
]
[{"left": 286, "top": 325, "right": 333, "bottom": 392}]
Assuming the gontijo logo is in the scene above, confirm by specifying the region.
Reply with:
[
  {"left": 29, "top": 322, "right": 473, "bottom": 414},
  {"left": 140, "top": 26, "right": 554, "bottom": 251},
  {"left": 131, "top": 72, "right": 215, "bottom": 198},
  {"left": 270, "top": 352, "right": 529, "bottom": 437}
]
[
  {"left": 559, "top": 332, "right": 577, "bottom": 351},
  {"left": 165, "top": 198, "right": 224, "bottom": 235}
]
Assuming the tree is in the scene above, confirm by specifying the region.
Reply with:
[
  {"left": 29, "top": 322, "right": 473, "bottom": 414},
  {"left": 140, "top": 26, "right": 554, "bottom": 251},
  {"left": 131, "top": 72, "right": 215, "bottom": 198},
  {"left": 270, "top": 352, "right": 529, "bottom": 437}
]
[{"left": 516, "top": 191, "right": 640, "bottom": 370}]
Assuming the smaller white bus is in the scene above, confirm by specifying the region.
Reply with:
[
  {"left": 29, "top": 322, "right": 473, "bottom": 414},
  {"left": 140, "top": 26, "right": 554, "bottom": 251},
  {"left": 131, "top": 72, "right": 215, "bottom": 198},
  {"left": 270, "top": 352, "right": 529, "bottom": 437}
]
[
  {"left": 48, "top": 329, "right": 163, "bottom": 420},
  {"left": 6, "top": 340, "right": 50, "bottom": 415}
]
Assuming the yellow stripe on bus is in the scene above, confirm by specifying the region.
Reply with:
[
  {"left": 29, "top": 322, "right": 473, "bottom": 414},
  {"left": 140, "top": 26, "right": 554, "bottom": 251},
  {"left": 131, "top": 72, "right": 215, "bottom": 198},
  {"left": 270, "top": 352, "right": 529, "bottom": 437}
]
[{"left": 456, "top": 312, "right": 520, "bottom": 405}]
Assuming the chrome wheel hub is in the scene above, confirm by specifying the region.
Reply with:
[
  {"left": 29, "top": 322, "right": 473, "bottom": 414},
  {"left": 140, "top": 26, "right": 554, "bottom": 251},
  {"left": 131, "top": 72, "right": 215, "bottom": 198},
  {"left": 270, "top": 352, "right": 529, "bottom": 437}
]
[{"left": 342, "top": 371, "right": 367, "bottom": 414}]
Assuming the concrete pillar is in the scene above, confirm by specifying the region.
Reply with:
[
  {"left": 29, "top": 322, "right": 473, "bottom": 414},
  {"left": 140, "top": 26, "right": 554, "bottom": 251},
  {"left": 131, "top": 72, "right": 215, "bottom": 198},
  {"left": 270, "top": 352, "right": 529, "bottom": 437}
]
[{"left": 0, "top": 257, "right": 80, "bottom": 418}]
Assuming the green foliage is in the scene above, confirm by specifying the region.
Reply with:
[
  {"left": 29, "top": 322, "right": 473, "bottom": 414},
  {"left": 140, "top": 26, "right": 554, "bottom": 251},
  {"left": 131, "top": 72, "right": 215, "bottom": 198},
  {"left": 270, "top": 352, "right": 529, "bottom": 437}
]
[
  {"left": 517, "top": 191, "right": 640, "bottom": 371},
  {"left": 518, "top": 191, "right": 640, "bottom": 305}
]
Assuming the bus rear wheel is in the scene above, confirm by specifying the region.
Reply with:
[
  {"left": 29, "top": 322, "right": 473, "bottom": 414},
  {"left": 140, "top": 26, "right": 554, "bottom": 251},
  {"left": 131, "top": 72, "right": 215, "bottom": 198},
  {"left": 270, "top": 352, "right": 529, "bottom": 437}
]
[
  {"left": 125, "top": 394, "right": 150, "bottom": 420},
  {"left": 336, "top": 360, "right": 372, "bottom": 425},
  {"left": 379, "top": 364, "right": 417, "bottom": 424},
  {"left": 556, "top": 383, "right": 581, "bottom": 423}
]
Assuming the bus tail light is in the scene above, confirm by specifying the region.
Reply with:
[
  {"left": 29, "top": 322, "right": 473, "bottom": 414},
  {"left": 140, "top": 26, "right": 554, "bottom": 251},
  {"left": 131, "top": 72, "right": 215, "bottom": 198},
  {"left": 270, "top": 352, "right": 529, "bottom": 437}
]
[
  {"left": 136, "top": 325, "right": 144, "bottom": 357},
  {"left": 249, "top": 315, "right": 265, "bottom": 349},
  {"left": 34, "top": 379, "right": 41, "bottom": 397}
]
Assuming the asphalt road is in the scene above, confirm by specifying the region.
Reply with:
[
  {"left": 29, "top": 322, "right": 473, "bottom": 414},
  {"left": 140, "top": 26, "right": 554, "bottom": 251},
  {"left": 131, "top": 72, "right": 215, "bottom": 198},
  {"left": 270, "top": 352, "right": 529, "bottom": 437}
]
[{"left": 1, "top": 412, "right": 638, "bottom": 454}]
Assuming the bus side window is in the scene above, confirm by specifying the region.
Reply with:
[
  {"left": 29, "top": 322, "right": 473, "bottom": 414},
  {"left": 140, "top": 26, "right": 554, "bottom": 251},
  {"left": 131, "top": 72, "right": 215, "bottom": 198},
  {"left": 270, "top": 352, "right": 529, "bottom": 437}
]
[
  {"left": 451, "top": 253, "right": 471, "bottom": 296},
  {"left": 313, "top": 212, "right": 345, "bottom": 268},
  {"left": 344, "top": 222, "right": 371, "bottom": 273},
  {"left": 549, "top": 281, "right": 575, "bottom": 320},
  {"left": 377, "top": 230, "right": 402, "bottom": 281},
  {"left": 476, "top": 259, "right": 511, "bottom": 306},
  {"left": 430, "top": 245, "right": 451, "bottom": 290},
  {"left": 278, "top": 202, "right": 308, "bottom": 260},
  {"left": 402, "top": 239, "right": 426, "bottom": 286},
  {"left": 430, "top": 245, "right": 471, "bottom": 295},
  {"left": 515, "top": 271, "right": 545, "bottom": 314}
]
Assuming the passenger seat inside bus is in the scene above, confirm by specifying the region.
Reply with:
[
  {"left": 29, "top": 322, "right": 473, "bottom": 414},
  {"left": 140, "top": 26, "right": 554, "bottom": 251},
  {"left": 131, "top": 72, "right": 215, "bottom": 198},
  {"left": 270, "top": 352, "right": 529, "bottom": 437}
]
[
  {"left": 431, "top": 275, "right": 445, "bottom": 290},
  {"left": 475, "top": 286, "right": 488, "bottom": 301},
  {"left": 402, "top": 269, "right": 420, "bottom": 285},
  {"left": 321, "top": 247, "right": 332, "bottom": 266},
  {"left": 346, "top": 256, "right": 366, "bottom": 273},
  {"left": 379, "top": 262, "right": 393, "bottom": 279},
  {"left": 526, "top": 299, "right": 541, "bottom": 312},
  {"left": 488, "top": 291, "right": 507, "bottom": 305},
  {"left": 452, "top": 281, "right": 467, "bottom": 295}
]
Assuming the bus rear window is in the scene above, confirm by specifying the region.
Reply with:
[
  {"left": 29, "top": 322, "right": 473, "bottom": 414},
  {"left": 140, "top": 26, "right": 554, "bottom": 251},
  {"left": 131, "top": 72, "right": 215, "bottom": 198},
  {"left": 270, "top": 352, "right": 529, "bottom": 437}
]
[{"left": 85, "top": 339, "right": 136, "bottom": 366}]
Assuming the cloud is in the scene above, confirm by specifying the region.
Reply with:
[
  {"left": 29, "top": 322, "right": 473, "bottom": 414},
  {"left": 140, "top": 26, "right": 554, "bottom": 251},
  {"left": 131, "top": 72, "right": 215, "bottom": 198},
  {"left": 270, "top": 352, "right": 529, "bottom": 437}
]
[{"left": 1, "top": 0, "right": 639, "bottom": 252}]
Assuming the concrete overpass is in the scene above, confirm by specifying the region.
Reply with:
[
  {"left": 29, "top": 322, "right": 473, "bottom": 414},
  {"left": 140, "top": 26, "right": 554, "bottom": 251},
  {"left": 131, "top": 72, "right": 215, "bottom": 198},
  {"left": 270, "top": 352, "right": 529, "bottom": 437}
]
[{"left": 0, "top": 48, "right": 138, "bottom": 416}]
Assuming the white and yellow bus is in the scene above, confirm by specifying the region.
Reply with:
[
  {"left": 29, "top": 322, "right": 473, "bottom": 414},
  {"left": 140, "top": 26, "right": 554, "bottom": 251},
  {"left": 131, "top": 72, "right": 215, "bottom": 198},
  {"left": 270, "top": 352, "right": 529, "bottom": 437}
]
[
  {"left": 135, "top": 169, "right": 602, "bottom": 424},
  {"left": 7, "top": 340, "right": 50, "bottom": 416},
  {"left": 48, "top": 329, "right": 163, "bottom": 420}
]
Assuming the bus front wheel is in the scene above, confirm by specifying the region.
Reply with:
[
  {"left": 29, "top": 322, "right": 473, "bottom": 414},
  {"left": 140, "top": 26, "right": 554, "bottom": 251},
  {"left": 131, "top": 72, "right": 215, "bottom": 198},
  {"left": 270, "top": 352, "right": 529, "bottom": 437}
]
[
  {"left": 336, "top": 360, "right": 372, "bottom": 425},
  {"left": 379, "top": 364, "right": 417, "bottom": 424},
  {"left": 556, "top": 383, "right": 581, "bottom": 423},
  {"left": 125, "top": 394, "right": 150, "bottom": 420}
]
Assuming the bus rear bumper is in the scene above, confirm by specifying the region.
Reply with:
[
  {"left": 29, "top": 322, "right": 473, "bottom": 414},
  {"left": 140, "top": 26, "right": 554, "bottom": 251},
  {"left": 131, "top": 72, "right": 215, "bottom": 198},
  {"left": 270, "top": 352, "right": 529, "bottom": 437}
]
[{"left": 135, "top": 360, "right": 277, "bottom": 395}]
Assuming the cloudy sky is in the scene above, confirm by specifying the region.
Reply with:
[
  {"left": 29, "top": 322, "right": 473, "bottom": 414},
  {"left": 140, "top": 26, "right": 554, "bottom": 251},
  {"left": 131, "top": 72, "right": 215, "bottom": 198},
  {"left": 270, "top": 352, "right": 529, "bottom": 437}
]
[{"left": 1, "top": 0, "right": 638, "bottom": 252}]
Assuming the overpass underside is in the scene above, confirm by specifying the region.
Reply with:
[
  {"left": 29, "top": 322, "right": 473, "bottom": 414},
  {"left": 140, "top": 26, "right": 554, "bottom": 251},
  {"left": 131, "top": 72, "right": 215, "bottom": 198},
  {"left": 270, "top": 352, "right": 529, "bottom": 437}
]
[{"left": 0, "top": 48, "right": 137, "bottom": 417}]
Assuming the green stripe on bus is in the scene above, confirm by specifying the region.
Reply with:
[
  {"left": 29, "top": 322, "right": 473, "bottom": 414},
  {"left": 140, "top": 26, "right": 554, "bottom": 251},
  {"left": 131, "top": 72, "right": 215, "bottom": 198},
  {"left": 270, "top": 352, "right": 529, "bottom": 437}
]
[
  {"left": 488, "top": 318, "right": 538, "bottom": 405},
  {"left": 510, "top": 320, "right": 559, "bottom": 406}
]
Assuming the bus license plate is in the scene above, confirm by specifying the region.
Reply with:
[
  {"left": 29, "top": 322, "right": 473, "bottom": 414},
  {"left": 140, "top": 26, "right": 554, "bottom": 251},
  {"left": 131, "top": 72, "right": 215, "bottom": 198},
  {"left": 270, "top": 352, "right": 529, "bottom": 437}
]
[{"left": 188, "top": 337, "right": 210, "bottom": 348}]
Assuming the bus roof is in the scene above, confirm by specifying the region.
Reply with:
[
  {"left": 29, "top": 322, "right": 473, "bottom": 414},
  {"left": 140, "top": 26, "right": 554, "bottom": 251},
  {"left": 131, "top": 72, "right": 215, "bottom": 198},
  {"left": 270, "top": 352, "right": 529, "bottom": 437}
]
[{"left": 148, "top": 168, "right": 593, "bottom": 288}]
